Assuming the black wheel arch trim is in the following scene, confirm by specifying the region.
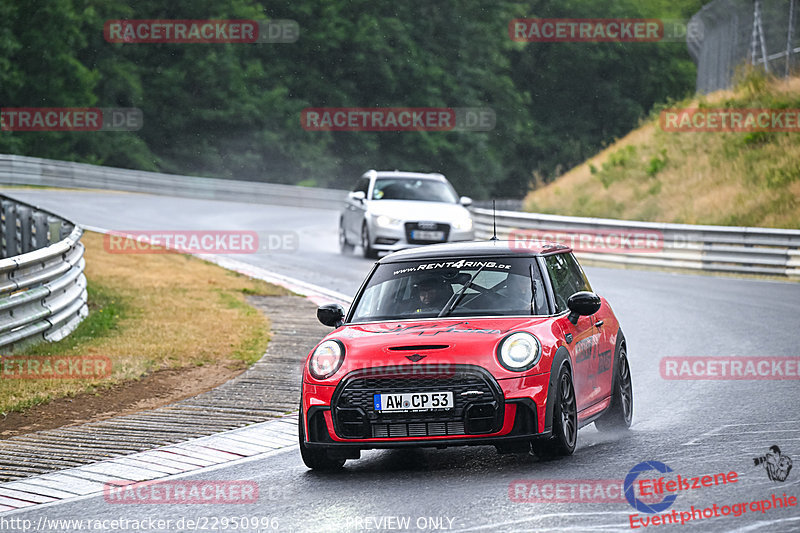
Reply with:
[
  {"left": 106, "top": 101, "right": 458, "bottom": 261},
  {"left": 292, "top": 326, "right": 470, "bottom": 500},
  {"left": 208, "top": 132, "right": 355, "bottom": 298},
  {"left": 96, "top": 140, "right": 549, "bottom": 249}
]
[
  {"left": 608, "top": 328, "right": 627, "bottom": 409},
  {"left": 543, "top": 345, "right": 572, "bottom": 433}
]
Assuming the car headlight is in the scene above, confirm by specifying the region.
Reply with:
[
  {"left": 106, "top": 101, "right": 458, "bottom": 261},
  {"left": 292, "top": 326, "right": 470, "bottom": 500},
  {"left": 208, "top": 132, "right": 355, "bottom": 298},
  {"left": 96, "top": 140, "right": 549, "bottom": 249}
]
[
  {"left": 375, "top": 215, "right": 403, "bottom": 228},
  {"left": 453, "top": 218, "right": 473, "bottom": 231},
  {"left": 497, "top": 332, "right": 540, "bottom": 371},
  {"left": 309, "top": 340, "right": 345, "bottom": 379}
]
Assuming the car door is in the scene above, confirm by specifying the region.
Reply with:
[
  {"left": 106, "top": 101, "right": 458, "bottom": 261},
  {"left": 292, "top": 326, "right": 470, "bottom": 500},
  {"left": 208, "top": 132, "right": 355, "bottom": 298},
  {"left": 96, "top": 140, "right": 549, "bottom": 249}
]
[
  {"left": 563, "top": 252, "right": 615, "bottom": 407},
  {"left": 544, "top": 252, "right": 603, "bottom": 412},
  {"left": 344, "top": 176, "right": 370, "bottom": 241}
]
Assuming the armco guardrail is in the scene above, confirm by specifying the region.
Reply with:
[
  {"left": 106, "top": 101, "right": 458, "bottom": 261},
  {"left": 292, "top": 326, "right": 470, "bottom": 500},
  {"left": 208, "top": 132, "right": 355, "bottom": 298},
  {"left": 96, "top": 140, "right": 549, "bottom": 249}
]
[
  {"left": 0, "top": 196, "right": 87, "bottom": 350},
  {"left": 471, "top": 208, "right": 800, "bottom": 278},
  {"left": 0, "top": 154, "right": 347, "bottom": 210},
  {"left": 1, "top": 154, "right": 797, "bottom": 279}
]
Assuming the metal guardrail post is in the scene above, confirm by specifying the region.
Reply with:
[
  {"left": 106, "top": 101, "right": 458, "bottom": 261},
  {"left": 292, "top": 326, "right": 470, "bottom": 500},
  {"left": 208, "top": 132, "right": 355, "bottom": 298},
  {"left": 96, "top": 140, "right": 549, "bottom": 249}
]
[
  {"left": 47, "top": 216, "right": 62, "bottom": 245},
  {"left": 17, "top": 205, "right": 32, "bottom": 254},
  {"left": 1, "top": 199, "right": 17, "bottom": 258},
  {"left": 33, "top": 211, "right": 49, "bottom": 249}
]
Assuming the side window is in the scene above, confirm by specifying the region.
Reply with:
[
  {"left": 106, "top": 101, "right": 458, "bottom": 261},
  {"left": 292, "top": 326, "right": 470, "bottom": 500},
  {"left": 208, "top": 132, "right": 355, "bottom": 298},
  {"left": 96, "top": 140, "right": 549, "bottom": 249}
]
[
  {"left": 564, "top": 252, "right": 592, "bottom": 293},
  {"left": 352, "top": 177, "right": 370, "bottom": 194},
  {"left": 545, "top": 253, "right": 591, "bottom": 313}
]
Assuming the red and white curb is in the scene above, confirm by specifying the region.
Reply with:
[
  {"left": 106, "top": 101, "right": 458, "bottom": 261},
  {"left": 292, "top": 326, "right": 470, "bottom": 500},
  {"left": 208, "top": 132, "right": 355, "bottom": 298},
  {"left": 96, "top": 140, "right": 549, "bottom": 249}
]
[{"left": 0, "top": 414, "right": 299, "bottom": 514}]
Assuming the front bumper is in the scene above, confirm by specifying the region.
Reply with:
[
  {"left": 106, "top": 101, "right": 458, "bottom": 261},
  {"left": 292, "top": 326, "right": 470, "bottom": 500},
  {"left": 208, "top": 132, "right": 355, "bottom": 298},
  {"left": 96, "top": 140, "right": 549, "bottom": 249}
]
[
  {"left": 368, "top": 220, "right": 474, "bottom": 253},
  {"left": 302, "top": 365, "right": 551, "bottom": 450}
]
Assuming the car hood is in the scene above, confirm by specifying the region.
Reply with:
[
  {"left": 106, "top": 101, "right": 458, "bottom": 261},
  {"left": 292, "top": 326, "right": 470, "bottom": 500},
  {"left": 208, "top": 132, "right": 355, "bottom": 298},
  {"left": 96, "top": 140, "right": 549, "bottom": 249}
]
[
  {"left": 366, "top": 200, "right": 470, "bottom": 222},
  {"left": 306, "top": 316, "right": 564, "bottom": 384}
]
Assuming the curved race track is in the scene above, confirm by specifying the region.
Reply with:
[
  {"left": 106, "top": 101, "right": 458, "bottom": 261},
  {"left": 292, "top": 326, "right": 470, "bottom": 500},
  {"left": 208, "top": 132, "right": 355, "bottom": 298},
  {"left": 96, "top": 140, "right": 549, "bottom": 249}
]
[{"left": 3, "top": 188, "right": 799, "bottom": 532}]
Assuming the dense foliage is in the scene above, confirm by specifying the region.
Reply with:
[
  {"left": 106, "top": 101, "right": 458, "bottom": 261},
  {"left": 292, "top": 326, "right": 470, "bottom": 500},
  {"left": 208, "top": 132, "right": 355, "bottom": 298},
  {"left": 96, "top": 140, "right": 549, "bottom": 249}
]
[{"left": 0, "top": 0, "right": 706, "bottom": 197}]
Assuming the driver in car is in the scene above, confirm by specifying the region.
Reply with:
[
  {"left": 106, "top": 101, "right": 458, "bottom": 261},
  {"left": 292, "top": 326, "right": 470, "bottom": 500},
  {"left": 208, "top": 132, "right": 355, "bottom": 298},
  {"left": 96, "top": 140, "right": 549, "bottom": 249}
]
[{"left": 410, "top": 277, "right": 452, "bottom": 314}]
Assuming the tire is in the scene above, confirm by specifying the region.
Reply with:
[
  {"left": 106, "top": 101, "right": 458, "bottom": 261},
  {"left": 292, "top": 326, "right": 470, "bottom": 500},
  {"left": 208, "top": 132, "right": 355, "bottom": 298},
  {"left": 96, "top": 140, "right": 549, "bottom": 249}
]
[
  {"left": 595, "top": 345, "right": 633, "bottom": 432},
  {"left": 298, "top": 410, "right": 345, "bottom": 470},
  {"left": 361, "top": 223, "right": 379, "bottom": 259},
  {"left": 532, "top": 365, "right": 577, "bottom": 458},
  {"left": 339, "top": 221, "right": 354, "bottom": 254}
]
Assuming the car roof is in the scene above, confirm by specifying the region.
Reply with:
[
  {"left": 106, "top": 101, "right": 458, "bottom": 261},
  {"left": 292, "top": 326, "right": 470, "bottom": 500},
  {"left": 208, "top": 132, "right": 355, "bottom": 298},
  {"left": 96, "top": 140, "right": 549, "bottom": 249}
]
[
  {"left": 365, "top": 170, "right": 447, "bottom": 181},
  {"left": 377, "top": 240, "right": 571, "bottom": 263}
]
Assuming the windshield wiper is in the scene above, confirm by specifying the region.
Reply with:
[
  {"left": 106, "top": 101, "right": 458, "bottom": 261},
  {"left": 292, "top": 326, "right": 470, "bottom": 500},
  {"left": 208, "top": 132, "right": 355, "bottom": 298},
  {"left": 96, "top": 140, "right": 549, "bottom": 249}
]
[{"left": 438, "top": 264, "right": 487, "bottom": 318}]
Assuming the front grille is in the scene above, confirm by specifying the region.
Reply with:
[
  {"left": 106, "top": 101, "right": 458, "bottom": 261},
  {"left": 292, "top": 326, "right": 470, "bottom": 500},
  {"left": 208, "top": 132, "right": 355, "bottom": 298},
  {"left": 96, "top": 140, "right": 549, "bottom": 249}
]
[
  {"left": 332, "top": 365, "right": 503, "bottom": 439},
  {"left": 372, "top": 421, "right": 465, "bottom": 438},
  {"left": 405, "top": 222, "right": 450, "bottom": 244}
]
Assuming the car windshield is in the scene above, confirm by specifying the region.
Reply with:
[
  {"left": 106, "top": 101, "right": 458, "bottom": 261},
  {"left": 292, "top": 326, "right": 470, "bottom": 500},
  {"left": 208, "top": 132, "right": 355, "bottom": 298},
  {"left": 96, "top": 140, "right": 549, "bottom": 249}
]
[
  {"left": 349, "top": 257, "right": 548, "bottom": 323},
  {"left": 372, "top": 178, "right": 458, "bottom": 203}
]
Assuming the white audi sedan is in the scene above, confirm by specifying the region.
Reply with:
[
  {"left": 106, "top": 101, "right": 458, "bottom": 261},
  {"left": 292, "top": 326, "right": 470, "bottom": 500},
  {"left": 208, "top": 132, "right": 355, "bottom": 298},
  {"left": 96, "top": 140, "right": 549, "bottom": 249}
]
[{"left": 340, "top": 170, "right": 475, "bottom": 258}]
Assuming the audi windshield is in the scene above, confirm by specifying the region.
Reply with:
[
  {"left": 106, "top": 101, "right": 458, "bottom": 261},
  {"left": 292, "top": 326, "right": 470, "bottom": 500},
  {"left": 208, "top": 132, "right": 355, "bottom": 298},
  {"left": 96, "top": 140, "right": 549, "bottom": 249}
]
[{"left": 372, "top": 178, "right": 459, "bottom": 203}]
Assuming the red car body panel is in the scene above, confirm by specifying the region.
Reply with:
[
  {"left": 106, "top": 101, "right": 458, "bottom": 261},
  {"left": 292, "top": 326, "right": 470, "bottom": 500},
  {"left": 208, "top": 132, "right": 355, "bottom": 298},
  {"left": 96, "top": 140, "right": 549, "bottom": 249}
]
[
  {"left": 302, "top": 301, "right": 619, "bottom": 444},
  {"left": 303, "top": 374, "right": 549, "bottom": 441}
]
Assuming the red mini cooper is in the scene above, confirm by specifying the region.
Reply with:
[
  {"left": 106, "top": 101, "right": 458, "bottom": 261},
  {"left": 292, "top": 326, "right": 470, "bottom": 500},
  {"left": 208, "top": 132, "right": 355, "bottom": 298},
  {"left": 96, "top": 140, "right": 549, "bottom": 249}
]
[{"left": 299, "top": 240, "right": 632, "bottom": 469}]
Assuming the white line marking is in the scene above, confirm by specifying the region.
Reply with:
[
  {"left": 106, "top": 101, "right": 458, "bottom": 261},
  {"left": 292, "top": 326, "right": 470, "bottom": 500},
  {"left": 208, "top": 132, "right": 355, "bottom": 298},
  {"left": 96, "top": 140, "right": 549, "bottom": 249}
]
[
  {"left": 683, "top": 421, "right": 800, "bottom": 445},
  {"left": 0, "top": 488, "right": 55, "bottom": 504},
  {"left": 728, "top": 516, "right": 800, "bottom": 532},
  {"left": 683, "top": 425, "right": 725, "bottom": 445},
  {"left": 0, "top": 445, "right": 296, "bottom": 517},
  {"left": 0, "top": 415, "right": 300, "bottom": 515},
  {"left": 711, "top": 421, "right": 800, "bottom": 428}
]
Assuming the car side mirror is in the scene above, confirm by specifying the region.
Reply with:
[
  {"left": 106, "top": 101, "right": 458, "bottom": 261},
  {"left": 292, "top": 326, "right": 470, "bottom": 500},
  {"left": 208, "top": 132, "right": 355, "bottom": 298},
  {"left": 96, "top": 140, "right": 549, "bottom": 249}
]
[
  {"left": 567, "top": 291, "right": 601, "bottom": 325},
  {"left": 459, "top": 196, "right": 473, "bottom": 207},
  {"left": 349, "top": 190, "right": 366, "bottom": 203},
  {"left": 317, "top": 303, "right": 345, "bottom": 327}
]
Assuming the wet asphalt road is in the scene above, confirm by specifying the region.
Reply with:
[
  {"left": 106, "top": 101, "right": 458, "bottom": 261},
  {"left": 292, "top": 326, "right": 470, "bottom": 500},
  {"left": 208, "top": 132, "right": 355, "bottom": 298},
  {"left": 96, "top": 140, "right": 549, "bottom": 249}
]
[{"left": 2, "top": 188, "right": 799, "bottom": 532}]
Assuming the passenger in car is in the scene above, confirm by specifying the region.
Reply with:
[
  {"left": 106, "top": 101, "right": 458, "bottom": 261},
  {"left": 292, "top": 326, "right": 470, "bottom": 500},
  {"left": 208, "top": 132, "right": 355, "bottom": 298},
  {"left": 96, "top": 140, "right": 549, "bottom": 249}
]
[{"left": 492, "top": 273, "right": 534, "bottom": 313}]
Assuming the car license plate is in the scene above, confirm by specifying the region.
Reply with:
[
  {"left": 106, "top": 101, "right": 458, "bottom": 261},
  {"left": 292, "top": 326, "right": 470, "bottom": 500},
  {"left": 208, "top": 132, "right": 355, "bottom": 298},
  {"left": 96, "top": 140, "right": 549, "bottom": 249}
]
[
  {"left": 373, "top": 391, "right": 453, "bottom": 412},
  {"left": 411, "top": 230, "right": 445, "bottom": 241}
]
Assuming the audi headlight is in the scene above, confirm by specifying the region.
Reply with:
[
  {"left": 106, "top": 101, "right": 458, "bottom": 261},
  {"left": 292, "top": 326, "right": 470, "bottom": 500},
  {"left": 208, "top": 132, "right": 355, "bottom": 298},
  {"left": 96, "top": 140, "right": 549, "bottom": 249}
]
[
  {"left": 309, "top": 339, "right": 345, "bottom": 379},
  {"left": 497, "top": 332, "right": 540, "bottom": 371},
  {"left": 453, "top": 217, "right": 473, "bottom": 231},
  {"left": 375, "top": 215, "right": 403, "bottom": 228}
]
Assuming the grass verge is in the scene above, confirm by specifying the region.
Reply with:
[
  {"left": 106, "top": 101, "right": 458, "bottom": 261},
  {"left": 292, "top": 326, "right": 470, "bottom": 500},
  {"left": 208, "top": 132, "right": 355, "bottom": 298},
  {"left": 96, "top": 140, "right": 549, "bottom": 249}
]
[
  {"left": 0, "top": 231, "right": 287, "bottom": 415},
  {"left": 524, "top": 73, "right": 800, "bottom": 229}
]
